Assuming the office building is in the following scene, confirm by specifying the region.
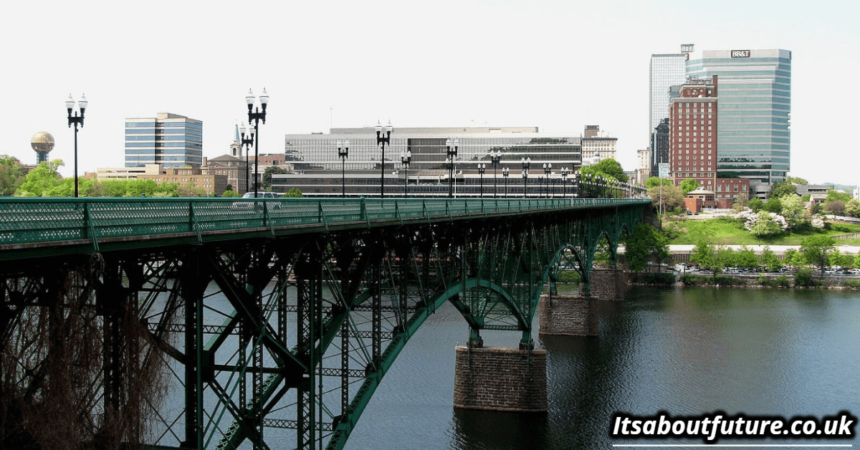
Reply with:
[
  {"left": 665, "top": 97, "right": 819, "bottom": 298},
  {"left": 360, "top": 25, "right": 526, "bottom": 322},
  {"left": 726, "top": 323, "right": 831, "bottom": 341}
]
[
  {"left": 669, "top": 76, "right": 719, "bottom": 190},
  {"left": 685, "top": 49, "right": 791, "bottom": 196},
  {"left": 581, "top": 125, "right": 617, "bottom": 162},
  {"left": 650, "top": 45, "right": 693, "bottom": 136},
  {"left": 650, "top": 118, "right": 670, "bottom": 177},
  {"left": 276, "top": 126, "right": 582, "bottom": 197},
  {"left": 636, "top": 148, "right": 651, "bottom": 185},
  {"left": 125, "top": 113, "right": 203, "bottom": 168},
  {"left": 95, "top": 164, "right": 162, "bottom": 181},
  {"left": 138, "top": 167, "right": 227, "bottom": 196}
]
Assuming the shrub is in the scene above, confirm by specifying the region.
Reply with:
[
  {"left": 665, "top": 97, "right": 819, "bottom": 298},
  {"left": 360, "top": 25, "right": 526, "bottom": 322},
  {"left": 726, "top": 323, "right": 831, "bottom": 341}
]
[
  {"left": 681, "top": 275, "right": 741, "bottom": 286},
  {"left": 794, "top": 268, "right": 816, "bottom": 287},
  {"left": 643, "top": 273, "right": 675, "bottom": 285},
  {"left": 557, "top": 271, "right": 581, "bottom": 283},
  {"left": 842, "top": 279, "right": 860, "bottom": 288},
  {"left": 759, "top": 275, "right": 791, "bottom": 288}
]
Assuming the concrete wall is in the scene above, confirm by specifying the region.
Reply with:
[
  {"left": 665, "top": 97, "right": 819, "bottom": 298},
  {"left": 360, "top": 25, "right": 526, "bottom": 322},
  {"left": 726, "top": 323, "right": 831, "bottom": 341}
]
[{"left": 453, "top": 346, "right": 547, "bottom": 412}]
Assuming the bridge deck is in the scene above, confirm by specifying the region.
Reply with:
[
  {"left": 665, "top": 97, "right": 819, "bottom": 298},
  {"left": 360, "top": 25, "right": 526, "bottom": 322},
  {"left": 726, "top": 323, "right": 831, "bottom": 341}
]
[{"left": 0, "top": 197, "right": 649, "bottom": 260}]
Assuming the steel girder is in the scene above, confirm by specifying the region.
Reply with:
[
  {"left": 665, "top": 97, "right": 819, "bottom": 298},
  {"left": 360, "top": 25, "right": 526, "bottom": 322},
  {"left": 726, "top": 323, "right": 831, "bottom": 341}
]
[{"left": 0, "top": 203, "right": 646, "bottom": 450}]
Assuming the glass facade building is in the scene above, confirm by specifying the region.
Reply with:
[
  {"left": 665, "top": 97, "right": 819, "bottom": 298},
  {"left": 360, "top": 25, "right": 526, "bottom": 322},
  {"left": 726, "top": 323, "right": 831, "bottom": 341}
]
[
  {"left": 650, "top": 51, "right": 688, "bottom": 136},
  {"left": 125, "top": 113, "right": 203, "bottom": 168},
  {"left": 685, "top": 49, "right": 791, "bottom": 189}
]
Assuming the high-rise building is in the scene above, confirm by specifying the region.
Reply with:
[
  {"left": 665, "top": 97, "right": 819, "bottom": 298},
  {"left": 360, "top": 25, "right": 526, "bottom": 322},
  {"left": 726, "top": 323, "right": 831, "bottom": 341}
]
[
  {"left": 650, "top": 118, "right": 670, "bottom": 177},
  {"left": 581, "top": 125, "right": 617, "bottom": 162},
  {"left": 125, "top": 113, "right": 203, "bottom": 168},
  {"left": 650, "top": 45, "right": 693, "bottom": 136},
  {"left": 669, "top": 77, "right": 719, "bottom": 190},
  {"left": 685, "top": 49, "right": 791, "bottom": 196},
  {"left": 636, "top": 148, "right": 651, "bottom": 185}
]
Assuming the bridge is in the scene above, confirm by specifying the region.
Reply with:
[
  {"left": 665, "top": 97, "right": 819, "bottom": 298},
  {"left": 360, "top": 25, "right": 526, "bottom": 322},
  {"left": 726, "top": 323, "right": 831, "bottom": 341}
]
[{"left": 0, "top": 196, "right": 650, "bottom": 449}]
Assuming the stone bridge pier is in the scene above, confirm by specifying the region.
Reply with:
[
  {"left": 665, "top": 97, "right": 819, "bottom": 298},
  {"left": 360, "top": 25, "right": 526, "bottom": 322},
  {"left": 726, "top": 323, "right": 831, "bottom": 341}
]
[
  {"left": 453, "top": 345, "right": 547, "bottom": 412},
  {"left": 587, "top": 268, "right": 630, "bottom": 301},
  {"left": 538, "top": 293, "right": 600, "bottom": 336}
]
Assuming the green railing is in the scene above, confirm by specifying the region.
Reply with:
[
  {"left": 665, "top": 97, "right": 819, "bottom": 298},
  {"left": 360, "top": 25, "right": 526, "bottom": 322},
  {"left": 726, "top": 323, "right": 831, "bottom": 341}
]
[{"left": 0, "top": 197, "right": 650, "bottom": 248}]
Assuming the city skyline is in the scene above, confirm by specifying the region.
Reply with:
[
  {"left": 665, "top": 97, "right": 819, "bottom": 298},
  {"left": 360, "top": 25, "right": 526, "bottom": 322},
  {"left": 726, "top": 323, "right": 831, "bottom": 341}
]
[{"left": 2, "top": 0, "right": 857, "bottom": 185}]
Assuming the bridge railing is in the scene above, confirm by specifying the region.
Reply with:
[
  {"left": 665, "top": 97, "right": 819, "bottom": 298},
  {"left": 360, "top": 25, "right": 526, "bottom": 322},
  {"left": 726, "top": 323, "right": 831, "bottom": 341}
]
[{"left": 0, "top": 197, "right": 650, "bottom": 247}]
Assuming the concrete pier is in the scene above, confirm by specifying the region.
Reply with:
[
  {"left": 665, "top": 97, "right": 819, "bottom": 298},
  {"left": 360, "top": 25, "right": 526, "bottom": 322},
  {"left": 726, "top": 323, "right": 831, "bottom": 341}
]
[{"left": 453, "top": 346, "right": 547, "bottom": 412}]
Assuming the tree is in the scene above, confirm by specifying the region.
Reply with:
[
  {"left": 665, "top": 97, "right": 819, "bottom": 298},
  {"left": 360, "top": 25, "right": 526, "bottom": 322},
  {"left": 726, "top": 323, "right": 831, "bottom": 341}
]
[
  {"left": 586, "top": 158, "right": 628, "bottom": 182},
  {"left": 690, "top": 239, "right": 721, "bottom": 278},
  {"left": 734, "top": 193, "right": 749, "bottom": 208},
  {"left": 647, "top": 183, "right": 685, "bottom": 212},
  {"left": 829, "top": 249, "right": 852, "bottom": 268},
  {"left": 737, "top": 245, "right": 758, "bottom": 270},
  {"left": 16, "top": 159, "right": 65, "bottom": 197},
  {"left": 763, "top": 197, "right": 782, "bottom": 213},
  {"left": 679, "top": 179, "right": 699, "bottom": 195},
  {"left": 0, "top": 155, "right": 28, "bottom": 196},
  {"left": 645, "top": 177, "right": 673, "bottom": 188},
  {"left": 761, "top": 246, "right": 782, "bottom": 271},
  {"left": 824, "top": 200, "right": 845, "bottom": 215},
  {"left": 768, "top": 181, "right": 796, "bottom": 199},
  {"left": 779, "top": 194, "right": 804, "bottom": 227},
  {"left": 221, "top": 190, "right": 239, "bottom": 198},
  {"left": 750, "top": 212, "right": 781, "bottom": 240},
  {"left": 284, "top": 188, "right": 302, "bottom": 197},
  {"left": 719, "top": 247, "right": 737, "bottom": 269},
  {"left": 786, "top": 176, "right": 808, "bottom": 185},
  {"left": 790, "top": 249, "right": 807, "bottom": 268},
  {"left": 853, "top": 252, "right": 860, "bottom": 269},
  {"left": 263, "top": 166, "right": 289, "bottom": 189},
  {"left": 748, "top": 198, "right": 764, "bottom": 212},
  {"left": 845, "top": 199, "right": 860, "bottom": 217},
  {"left": 624, "top": 223, "right": 669, "bottom": 272},
  {"left": 800, "top": 235, "right": 836, "bottom": 278}
]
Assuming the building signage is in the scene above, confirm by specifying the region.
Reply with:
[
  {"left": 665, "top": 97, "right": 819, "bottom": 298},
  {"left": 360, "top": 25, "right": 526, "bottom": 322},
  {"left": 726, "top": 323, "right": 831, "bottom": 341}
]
[
  {"left": 731, "top": 50, "right": 751, "bottom": 58},
  {"left": 658, "top": 163, "right": 670, "bottom": 178}
]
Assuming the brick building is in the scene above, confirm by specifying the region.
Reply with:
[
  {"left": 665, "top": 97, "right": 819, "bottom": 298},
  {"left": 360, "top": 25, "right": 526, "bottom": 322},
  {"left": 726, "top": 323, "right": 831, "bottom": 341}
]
[
  {"left": 670, "top": 76, "right": 718, "bottom": 190},
  {"left": 138, "top": 167, "right": 227, "bottom": 196}
]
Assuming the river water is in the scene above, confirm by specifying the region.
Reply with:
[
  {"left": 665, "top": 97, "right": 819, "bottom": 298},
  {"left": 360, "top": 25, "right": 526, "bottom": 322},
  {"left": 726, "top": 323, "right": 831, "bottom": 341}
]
[{"left": 344, "top": 285, "right": 860, "bottom": 449}]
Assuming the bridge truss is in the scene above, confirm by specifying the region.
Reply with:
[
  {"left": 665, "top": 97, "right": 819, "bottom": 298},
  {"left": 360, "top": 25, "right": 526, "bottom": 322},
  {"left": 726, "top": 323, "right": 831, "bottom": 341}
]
[{"left": 0, "top": 198, "right": 646, "bottom": 449}]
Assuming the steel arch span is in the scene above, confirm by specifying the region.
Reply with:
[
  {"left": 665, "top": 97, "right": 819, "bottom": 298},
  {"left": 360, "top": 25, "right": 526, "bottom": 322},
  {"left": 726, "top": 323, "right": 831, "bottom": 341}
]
[{"left": 0, "top": 199, "right": 648, "bottom": 450}]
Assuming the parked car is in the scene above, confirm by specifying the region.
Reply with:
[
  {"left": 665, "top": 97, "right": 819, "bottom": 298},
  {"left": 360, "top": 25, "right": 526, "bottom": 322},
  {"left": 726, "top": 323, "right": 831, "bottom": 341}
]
[{"left": 231, "top": 192, "right": 280, "bottom": 211}]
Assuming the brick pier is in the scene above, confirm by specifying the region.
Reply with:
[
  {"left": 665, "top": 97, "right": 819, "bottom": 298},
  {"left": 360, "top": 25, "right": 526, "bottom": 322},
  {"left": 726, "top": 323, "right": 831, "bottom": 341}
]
[
  {"left": 453, "top": 346, "right": 547, "bottom": 412},
  {"left": 588, "top": 269, "right": 629, "bottom": 301},
  {"left": 538, "top": 294, "right": 599, "bottom": 336}
]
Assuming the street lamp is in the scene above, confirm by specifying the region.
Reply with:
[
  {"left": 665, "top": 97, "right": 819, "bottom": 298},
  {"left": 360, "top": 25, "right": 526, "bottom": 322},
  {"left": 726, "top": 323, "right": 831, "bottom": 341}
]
[
  {"left": 65, "top": 93, "right": 87, "bottom": 198},
  {"left": 502, "top": 167, "right": 510, "bottom": 198},
  {"left": 521, "top": 157, "right": 531, "bottom": 198},
  {"left": 489, "top": 150, "right": 501, "bottom": 198},
  {"left": 338, "top": 139, "right": 349, "bottom": 197},
  {"left": 543, "top": 163, "right": 552, "bottom": 198},
  {"left": 446, "top": 138, "right": 459, "bottom": 198},
  {"left": 376, "top": 120, "right": 393, "bottom": 198},
  {"left": 561, "top": 167, "right": 569, "bottom": 198},
  {"left": 478, "top": 163, "right": 485, "bottom": 197},
  {"left": 245, "top": 88, "right": 269, "bottom": 198},
  {"left": 400, "top": 149, "right": 412, "bottom": 197},
  {"left": 239, "top": 122, "right": 254, "bottom": 194}
]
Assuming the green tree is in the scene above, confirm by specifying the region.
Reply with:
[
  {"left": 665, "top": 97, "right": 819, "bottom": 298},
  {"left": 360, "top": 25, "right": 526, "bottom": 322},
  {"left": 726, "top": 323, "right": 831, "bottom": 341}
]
[
  {"left": 790, "top": 249, "right": 807, "bottom": 268},
  {"left": 221, "top": 190, "right": 239, "bottom": 198},
  {"left": 801, "top": 194, "right": 811, "bottom": 202},
  {"left": 853, "top": 252, "right": 860, "bottom": 269},
  {"left": 736, "top": 245, "right": 758, "bottom": 270},
  {"left": 284, "top": 188, "right": 302, "bottom": 197},
  {"left": 718, "top": 247, "right": 737, "bottom": 269},
  {"left": 263, "top": 166, "right": 289, "bottom": 189},
  {"left": 624, "top": 223, "right": 670, "bottom": 273},
  {"left": 826, "top": 190, "right": 852, "bottom": 203},
  {"left": 768, "top": 181, "right": 797, "bottom": 199},
  {"left": 750, "top": 212, "right": 781, "bottom": 240},
  {"left": 785, "top": 176, "right": 808, "bottom": 185},
  {"left": 748, "top": 198, "right": 764, "bottom": 212},
  {"left": 679, "top": 179, "right": 699, "bottom": 195},
  {"left": 761, "top": 246, "right": 782, "bottom": 271},
  {"left": 800, "top": 235, "right": 836, "bottom": 278},
  {"left": 691, "top": 239, "right": 722, "bottom": 278},
  {"left": 794, "top": 267, "right": 815, "bottom": 287},
  {"left": 0, "top": 156, "right": 28, "bottom": 196},
  {"left": 16, "top": 159, "right": 65, "bottom": 197},
  {"left": 645, "top": 177, "right": 673, "bottom": 188},
  {"left": 824, "top": 200, "right": 845, "bottom": 215},
  {"left": 763, "top": 197, "right": 782, "bottom": 213},
  {"left": 585, "top": 158, "right": 628, "bottom": 182},
  {"left": 779, "top": 194, "right": 804, "bottom": 227},
  {"left": 845, "top": 199, "right": 860, "bottom": 217},
  {"left": 829, "top": 249, "right": 852, "bottom": 268},
  {"left": 647, "top": 183, "right": 685, "bottom": 212}
]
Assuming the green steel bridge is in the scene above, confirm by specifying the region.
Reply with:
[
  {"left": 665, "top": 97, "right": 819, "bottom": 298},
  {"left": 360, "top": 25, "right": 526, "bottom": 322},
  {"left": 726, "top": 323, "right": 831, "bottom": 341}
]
[{"left": 0, "top": 196, "right": 650, "bottom": 449}]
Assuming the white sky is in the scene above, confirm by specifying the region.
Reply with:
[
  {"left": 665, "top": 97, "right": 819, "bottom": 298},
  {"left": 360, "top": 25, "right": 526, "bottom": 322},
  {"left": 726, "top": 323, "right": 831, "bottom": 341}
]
[{"left": 2, "top": 0, "right": 858, "bottom": 185}]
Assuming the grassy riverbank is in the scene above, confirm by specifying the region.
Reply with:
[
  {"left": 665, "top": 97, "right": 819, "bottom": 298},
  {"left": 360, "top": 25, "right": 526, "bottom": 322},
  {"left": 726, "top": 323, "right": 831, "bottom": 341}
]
[{"left": 665, "top": 218, "right": 860, "bottom": 246}]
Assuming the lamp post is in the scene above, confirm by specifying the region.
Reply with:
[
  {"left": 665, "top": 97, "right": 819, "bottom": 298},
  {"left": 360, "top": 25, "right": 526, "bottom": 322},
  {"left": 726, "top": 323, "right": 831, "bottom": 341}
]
[
  {"left": 338, "top": 139, "right": 349, "bottom": 197},
  {"left": 502, "top": 167, "right": 509, "bottom": 198},
  {"left": 446, "top": 138, "right": 459, "bottom": 198},
  {"left": 561, "top": 167, "right": 569, "bottom": 198},
  {"left": 490, "top": 150, "right": 501, "bottom": 198},
  {"left": 239, "top": 122, "right": 255, "bottom": 194},
  {"left": 245, "top": 88, "right": 269, "bottom": 198},
  {"left": 65, "top": 94, "right": 87, "bottom": 198},
  {"left": 400, "top": 149, "right": 412, "bottom": 197},
  {"left": 376, "top": 120, "right": 393, "bottom": 198},
  {"left": 543, "top": 163, "right": 552, "bottom": 198},
  {"left": 572, "top": 171, "right": 579, "bottom": 199},
  {"left": 478, "top": 163, "right": 485, "bottom": 197},
  {"left": 521, "top": 157, "right": 530, "bottom": 198}
]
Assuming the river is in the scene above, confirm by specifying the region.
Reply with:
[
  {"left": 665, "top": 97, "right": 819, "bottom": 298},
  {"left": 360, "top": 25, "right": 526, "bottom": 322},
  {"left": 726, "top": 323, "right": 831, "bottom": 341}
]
[{"left": 343, "top": 285, "right": 860, "bottom": 449}]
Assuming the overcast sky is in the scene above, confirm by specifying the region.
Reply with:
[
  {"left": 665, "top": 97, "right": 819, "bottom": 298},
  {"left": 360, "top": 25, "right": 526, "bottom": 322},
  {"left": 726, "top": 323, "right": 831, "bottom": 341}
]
[{"left": 2, "top": 0, "right": 858, "bottom": 185}]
